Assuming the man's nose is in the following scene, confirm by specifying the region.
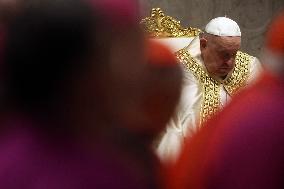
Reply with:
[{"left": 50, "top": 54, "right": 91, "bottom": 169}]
[{"left": 224, "top": 57, "right": 235, "bottom": 66}]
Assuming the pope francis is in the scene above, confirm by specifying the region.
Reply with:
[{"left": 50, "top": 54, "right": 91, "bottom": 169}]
[{"left": 157, "top": 17, "right": 263, "bottom": 163}]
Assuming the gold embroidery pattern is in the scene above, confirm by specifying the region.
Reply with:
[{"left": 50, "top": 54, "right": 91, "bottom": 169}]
[
  {"left": 175, "top": 49, "right": 220, "bottom": 125},
  {"left": 175, "top": 49, "right": 251, "bottom": 125},
  {"left": 224, "top": 51, "right": 252, "bottom": 95},
  {"left": 140, "top": 8, "right": 201, "bottom": 38}
]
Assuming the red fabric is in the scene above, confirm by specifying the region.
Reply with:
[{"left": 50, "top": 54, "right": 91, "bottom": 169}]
[
  {"left": 265, "top": 12, "right": 284, "bottom": 53},
  {"left": 147, "top": 41, "right": 178, "bottom": 67}
]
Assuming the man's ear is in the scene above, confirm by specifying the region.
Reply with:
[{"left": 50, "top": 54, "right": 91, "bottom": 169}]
[{"left": 200, "top": 37, "right": 207, "bottom": 49}]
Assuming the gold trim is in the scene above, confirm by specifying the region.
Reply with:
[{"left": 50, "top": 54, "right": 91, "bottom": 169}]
[
  {"left": 140, "top": 8, "right": 202, "bottom": 38},
  {"left": 224, "top": 51, "right": 252, "bottom": 95},
  {"left": 175, "top": 49, "right": 220, "bottom": 125},
  {"left": 175, "top": 49, "right": 252, "bottom": 125}
]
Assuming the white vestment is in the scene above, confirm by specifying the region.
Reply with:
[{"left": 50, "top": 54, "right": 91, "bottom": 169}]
[{"left": 157, "top": 36, "right": 263, "bottom": 163}]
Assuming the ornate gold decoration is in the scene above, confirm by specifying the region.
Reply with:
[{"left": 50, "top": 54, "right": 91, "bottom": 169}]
[
  {"left": 175, "top": 49, "right": 220, "bottom": 125},
  {"left": 140, "top": 8, "right": 202, "bottom": 38},
  {"left": 224, "top": 52, "right": 252, "bottom": 95},
  {"left": 175, "top": 49, "right": 252, "bottom": 125}
]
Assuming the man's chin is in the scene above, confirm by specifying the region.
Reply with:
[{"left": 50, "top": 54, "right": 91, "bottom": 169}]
[
  {"left": 208, "top": 69, "right": 232, "bottom": 80},
  {"left": 218, "top": 69, "right": 233, "bottom": 76},
  {"left": 214, "top": 72, "right": 230, "bottom": 80}
]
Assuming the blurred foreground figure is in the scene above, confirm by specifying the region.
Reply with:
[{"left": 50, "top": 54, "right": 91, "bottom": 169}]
[
  {"left": 87, "top": 1, "right": 182, "bottom": 189},
  {"left": 99, "top": 40, "right": 183, "bottom": 189},
  {"left": 0, "top": 0, "right": 169, "bottom": 188},
  {"left": 168, "top": 11, "right": 284, "bottom": 189},
  {"left": 1, "top": 1, "right": 116, "bottom": 188}
]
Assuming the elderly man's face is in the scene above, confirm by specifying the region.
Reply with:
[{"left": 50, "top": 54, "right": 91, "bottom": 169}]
[{"left": 200, "top": 34, "right": 241, "bottom": 79}]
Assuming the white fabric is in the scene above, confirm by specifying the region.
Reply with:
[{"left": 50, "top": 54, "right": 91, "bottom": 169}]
[
  {"left": 156, "top": 36, "right": 262, "bottom": 164},
  {"left": 205, "top": 17, "right": 241, "bottom": 37},
  {"left": 150, "top": 37, "right": 194, "bottom": 53}
]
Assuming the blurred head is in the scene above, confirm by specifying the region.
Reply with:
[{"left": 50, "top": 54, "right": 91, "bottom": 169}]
[
  {"left": 112, "top": 41, "right": 182, "bottom": 140},
  {"left": 4, "top": 0, "right": 106, "bottom": 119},
  {"left": 91, "top": 0, "right": 145, "bottom": 79},
  {"left": 261, "top": 11, "right": 284, "bottom": 78},
  {"left": 200, "top": 17, "right": 242, "bottom": 79},
  {"left": 88, "top": 1, "right": 150, "bottom": 129},
  {"left": 89, "top": 0, "right": 140, "bottom": 27},
  {"left": 0, "top": 0, "right": 24, "bottom": 25}
]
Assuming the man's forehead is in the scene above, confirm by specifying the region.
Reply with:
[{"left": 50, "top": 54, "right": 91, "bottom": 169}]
[{"left": 210, "top": 35, "right": 241, "bottom": 49}]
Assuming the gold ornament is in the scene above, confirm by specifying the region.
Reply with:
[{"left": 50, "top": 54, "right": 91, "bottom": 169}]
[
  {"left": 175, "top": 49, "right": 252, "bottom": 124},
  {"left": 140, "top": 8, "right": 202, "bottom": 38}
]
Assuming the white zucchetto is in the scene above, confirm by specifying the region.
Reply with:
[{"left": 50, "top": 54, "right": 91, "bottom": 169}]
[{"left": 205, "top": 17, "right": 241, "bottom": 37}]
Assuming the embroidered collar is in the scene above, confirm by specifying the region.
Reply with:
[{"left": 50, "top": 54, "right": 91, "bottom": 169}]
[{"left": 176, "top": 47, "right": 252, "bottom": 125}]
